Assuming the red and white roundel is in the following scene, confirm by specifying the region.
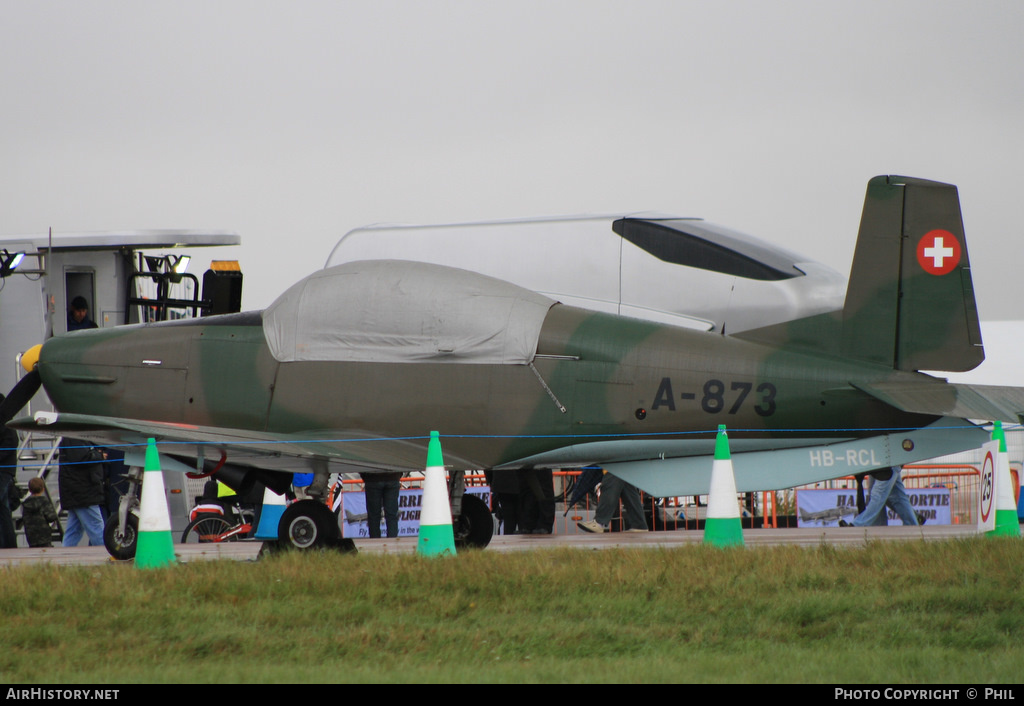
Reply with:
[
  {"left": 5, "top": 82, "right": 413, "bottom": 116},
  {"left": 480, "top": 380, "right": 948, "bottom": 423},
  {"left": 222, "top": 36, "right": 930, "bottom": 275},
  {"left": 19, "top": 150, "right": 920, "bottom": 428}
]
[{"left": 916, "top": 229, "right": 961, "bottom": 275}]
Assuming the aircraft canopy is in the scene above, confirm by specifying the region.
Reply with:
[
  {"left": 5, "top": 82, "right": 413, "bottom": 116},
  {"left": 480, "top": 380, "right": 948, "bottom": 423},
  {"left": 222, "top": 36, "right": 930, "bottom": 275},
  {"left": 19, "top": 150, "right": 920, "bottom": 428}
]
[{"left": 262, "top": 260, "right": 556, "bottom": 364}]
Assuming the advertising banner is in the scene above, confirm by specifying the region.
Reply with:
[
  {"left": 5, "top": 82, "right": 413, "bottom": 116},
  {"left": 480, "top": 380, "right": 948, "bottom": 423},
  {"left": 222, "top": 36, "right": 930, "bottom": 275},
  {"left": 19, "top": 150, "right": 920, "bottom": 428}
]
[{"left": 336, "top": 486, "right": 491, "bottom": 538}]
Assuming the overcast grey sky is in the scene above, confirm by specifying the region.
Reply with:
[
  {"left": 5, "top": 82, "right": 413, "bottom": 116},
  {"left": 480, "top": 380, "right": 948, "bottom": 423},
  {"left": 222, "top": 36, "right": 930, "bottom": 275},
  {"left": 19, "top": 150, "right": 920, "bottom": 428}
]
[{"left": 3, "top": 0, "right": 1023, "bottom": 339}]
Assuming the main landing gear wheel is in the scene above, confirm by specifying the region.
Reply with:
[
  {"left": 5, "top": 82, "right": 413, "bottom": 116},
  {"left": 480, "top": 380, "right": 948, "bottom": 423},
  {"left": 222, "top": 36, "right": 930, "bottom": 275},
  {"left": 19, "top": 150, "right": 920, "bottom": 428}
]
[
  {"left": 103, "top": 513, "right": 139, "bottom": 561},
  {"left": 278, "top": 500, "right": 341, "bottom": 550},
  {"left": 453, "top": 494, "right": 494, "bottom": 549}
]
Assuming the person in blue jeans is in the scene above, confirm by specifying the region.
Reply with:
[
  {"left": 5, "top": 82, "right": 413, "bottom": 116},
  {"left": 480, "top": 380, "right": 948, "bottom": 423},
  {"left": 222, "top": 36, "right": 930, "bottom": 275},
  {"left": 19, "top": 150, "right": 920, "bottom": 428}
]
[
  {"left": 842, "top": 466, "right": 920, "bottom": 527},
  {"left": 58, "top": 438, "right": 106, "bottom": 546}
]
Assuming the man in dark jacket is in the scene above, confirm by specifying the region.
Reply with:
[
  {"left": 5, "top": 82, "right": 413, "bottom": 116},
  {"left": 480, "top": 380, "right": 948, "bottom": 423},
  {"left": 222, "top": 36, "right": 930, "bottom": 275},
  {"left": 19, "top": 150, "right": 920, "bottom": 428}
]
[
  {"left": 67, "top": 296, "right": 99, "bottom": 331},
  {"left": 59, "top": 438, "right": 106, "bottom": 546}
]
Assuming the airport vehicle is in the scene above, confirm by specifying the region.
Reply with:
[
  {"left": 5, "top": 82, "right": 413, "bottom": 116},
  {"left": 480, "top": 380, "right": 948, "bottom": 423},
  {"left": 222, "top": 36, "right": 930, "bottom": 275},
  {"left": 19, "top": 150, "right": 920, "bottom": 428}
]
[
  {"left": 0, "top": 230, "right": 242, "bottom": 400},
  {"left": 4, "top": 176, "right": 1023, "bottom": 556},
  {"left": 0, "top": 230, "right": 243, "bottom": 549}
]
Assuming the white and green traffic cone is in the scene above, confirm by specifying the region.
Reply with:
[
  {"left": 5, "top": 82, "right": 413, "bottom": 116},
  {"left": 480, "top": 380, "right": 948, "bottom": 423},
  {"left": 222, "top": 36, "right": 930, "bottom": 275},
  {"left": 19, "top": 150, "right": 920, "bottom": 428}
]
[
  {"left": 703, "top": 425, "right": 744, "bottom": 547},
  {"left": 989, "top": 421, "right": 1021, "bottom": 537},
  {"left": 254, "top": 485, "right": 288, "bottom": 540},
  {"left": 416, "top": 431, "right": 456, "bottom": 557},
  {"left": 134, "top": 438, "right": 177, "bottom": 568}
]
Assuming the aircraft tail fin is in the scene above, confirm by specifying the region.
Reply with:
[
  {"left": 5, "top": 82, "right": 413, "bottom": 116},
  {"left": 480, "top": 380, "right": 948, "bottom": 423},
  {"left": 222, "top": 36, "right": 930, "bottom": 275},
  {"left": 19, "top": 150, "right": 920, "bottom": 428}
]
[
  {"left": 840, "top": 175, "right": 983, "bottom": 372},
  {"left": 736, "top": 176, "right": 984, "bottom": 372}
]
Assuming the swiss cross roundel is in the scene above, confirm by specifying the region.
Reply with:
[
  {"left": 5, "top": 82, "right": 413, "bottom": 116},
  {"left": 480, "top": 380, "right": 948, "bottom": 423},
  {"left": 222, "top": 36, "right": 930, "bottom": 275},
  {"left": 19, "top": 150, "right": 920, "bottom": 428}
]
[{"left": 916, "top": 229, "right": 961, "bottom": 275}]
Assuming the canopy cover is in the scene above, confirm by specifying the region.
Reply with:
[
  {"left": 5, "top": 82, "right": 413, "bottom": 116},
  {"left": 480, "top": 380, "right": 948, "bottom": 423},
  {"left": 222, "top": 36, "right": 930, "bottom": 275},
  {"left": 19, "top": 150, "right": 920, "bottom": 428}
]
[{"left": 262, "top": 260, "right": 555, "bottom": 364}]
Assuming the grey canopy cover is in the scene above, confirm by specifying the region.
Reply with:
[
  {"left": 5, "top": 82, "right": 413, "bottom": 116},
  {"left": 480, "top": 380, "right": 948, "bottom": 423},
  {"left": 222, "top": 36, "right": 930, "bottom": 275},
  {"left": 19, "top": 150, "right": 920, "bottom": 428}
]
[{"left": 262, "top": 260, "right": 556, "bottom": 364}]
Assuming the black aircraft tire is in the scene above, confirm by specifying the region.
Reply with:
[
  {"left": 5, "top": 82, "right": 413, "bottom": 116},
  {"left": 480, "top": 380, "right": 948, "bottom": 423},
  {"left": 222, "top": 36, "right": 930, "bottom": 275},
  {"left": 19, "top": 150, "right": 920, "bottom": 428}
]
[
  {"left": 103, "top": 513, "right": 139, "bottom": 561},
  {"left": 453, "top": 494, "right": 494, "bottom": 549},
  {"left": 278, "top": 500, "right": 339, "bottom": 550}
]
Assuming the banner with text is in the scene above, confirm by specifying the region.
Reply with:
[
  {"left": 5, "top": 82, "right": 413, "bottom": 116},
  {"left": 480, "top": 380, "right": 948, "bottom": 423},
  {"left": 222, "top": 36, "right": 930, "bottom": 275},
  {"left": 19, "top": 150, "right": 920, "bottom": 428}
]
[{"left": 336, "top": 487, "right": 491, "bottom": 538}]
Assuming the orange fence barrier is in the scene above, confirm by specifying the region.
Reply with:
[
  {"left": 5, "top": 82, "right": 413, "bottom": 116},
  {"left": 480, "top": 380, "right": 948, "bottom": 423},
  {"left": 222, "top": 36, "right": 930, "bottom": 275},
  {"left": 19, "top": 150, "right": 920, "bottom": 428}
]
[
  {"left": 902, "top": 465, "right": 981, "bottom": 525},
  {"left": 330, "top": 463, "right": 1020, "bottom": 534}
]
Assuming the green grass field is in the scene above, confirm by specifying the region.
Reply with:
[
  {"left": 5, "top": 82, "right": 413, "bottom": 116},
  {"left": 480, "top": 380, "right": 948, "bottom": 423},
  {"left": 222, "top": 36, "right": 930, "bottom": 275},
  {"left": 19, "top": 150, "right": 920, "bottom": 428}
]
[{"left": 2, "top": 537, "right": 1022, "bottom": 683}]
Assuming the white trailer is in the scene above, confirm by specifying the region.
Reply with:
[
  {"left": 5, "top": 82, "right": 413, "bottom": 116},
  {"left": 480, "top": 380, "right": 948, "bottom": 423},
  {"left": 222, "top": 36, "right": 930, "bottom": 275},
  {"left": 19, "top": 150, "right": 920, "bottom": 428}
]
[
  {"left": 1, "top": 230, "right": 241, "bottom": 397},
  {"left": 0, "top": 230, "right": 242, "bottom": 546}
]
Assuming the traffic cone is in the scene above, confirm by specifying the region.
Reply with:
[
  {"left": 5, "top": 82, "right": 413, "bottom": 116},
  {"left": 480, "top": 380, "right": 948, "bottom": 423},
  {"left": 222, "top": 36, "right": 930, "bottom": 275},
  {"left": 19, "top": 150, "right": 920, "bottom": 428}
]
[
  {"left": 134, "top": 438, "right": 177, "bottom": 568},
  {"left": 416, "top": 431, "right": 456, "bottom": 557},
  {"left": 989, "top": 421, "right": 1021, "bottom": 537},
  {"left": 703, "top": 425, "right": 744, "bottom": 547},
  {"left": 254, "top": 485, "right": 288, "bottom": 540}
]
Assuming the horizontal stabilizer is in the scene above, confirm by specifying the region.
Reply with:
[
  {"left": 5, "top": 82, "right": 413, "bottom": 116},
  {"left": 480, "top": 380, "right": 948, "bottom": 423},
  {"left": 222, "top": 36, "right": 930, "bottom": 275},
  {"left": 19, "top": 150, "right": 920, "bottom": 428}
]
[
  {"left": 854, "top": 381, "right": 1024, "bottom": 425},
  {"left": 606, "top": 417, "right": 988, "bottom": 497}
]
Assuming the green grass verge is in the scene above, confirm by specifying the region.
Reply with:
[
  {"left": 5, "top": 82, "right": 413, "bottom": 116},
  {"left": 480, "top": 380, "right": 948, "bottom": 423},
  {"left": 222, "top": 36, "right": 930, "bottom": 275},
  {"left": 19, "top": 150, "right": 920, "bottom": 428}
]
[{"left": 1, "top": 537, "right": 1021, "bottom": 683}]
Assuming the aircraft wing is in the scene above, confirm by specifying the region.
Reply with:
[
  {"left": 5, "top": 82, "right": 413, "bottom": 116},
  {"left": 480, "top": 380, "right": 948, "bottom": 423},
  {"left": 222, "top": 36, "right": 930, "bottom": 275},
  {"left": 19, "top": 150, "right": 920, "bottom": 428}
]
[
  {"left": 853, "top": 381, "right": 1024, "bottom": 425},
  {"left": 9, "top": 411, "right": 474, "bottom": 475}
]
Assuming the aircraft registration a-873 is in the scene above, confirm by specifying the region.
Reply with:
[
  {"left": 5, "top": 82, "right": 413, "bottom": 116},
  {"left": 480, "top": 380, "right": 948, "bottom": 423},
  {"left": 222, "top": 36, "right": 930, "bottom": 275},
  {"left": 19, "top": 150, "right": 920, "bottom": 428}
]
[{"left": 4, "top": 175, "right": 1023, "bottom": 554}]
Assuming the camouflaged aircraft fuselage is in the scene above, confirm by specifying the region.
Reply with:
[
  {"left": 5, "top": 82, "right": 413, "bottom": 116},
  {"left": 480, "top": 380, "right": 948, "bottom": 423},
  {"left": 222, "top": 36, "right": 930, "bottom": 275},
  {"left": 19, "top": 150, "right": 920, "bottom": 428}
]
[{"left": 36, "top": 302, "right": 938, "bottom": 472}]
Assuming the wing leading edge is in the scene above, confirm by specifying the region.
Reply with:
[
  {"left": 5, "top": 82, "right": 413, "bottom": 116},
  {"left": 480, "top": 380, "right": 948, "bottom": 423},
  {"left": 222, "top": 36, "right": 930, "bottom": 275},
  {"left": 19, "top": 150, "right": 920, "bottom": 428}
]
[{"left": 11, "top": 411, "right": 478, "bottom": 475}]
